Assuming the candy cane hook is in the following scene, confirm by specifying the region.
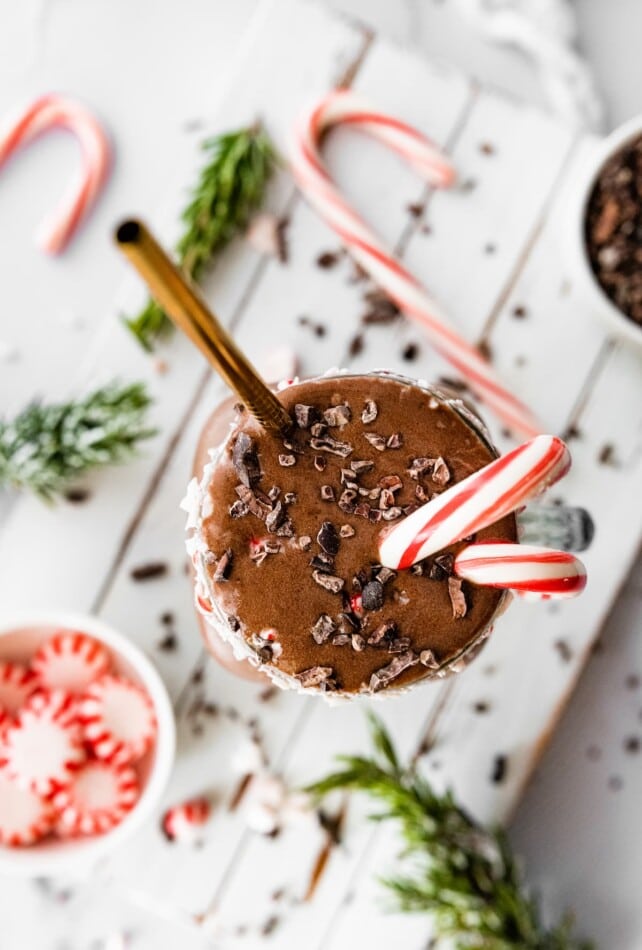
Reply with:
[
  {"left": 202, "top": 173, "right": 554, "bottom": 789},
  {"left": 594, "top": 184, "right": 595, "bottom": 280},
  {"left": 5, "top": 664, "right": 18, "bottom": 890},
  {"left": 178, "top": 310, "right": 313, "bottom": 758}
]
[
  {"left": 0, "top": 94, "right": 111, "bottom": 254},
  {"left": 291, "top": 89, "right": 540, "bottom": 437}
]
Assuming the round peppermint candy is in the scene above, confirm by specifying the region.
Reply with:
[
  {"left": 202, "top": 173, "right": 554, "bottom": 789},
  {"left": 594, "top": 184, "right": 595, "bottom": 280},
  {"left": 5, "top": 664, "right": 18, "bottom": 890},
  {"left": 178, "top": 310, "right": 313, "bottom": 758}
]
[
  {"left": 0, "top": 661, "right": 39, "bottom": 716},
  {"left": 32, "top": 630, "right": 110, "bottom": 695},
  {"left": 0, "top": 767, "right": 54, "bottom": 846},
  {"left": 79, "top": 675, "right": 156, "bottom": 764},
  {"left": 2, "top": 690, "right": 85, "bottom": 796},
  {"left": 53, "top": 759, "right": 139, "bottom": 837}
]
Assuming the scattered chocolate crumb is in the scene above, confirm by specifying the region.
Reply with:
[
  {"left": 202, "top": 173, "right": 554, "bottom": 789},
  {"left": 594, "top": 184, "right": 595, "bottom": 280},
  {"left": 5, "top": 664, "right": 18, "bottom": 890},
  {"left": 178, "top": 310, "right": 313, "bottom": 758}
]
[
  {"left": 562, "top": 423, "right": 582, "bottom": 441},
  {"left": 295, "top": 666, "right": 337, "bottom": 690},
  {"left": 480, "top": 141, "right": 496, "bottom": 156},
  {"left": 348, "top": 333, "right": 364, "bottom": 357},
  {"left": 624, "top": 736, "right": 640, "bottom": 754},
  {"left": 157, "top": 633, "right": 178, "bottom": 652},
  {"left": 258, "top": 686, "right": 278, "bottom": 703},
  {"left": 401, "top": 342, "right": 419, "bottom": 361},
  {"left": 360, "top": 289, "right": 400, "bottom": 325},
  {"left": 460, "top": 177, "right": 477, "bottom": 193},
  {"left": 554, "top": 639, "right": 573, "bottom": 663},
  {"left": 369, "top": 651, "right": 418, "bottom": 691},
  {"left": 64, "top": 487, "right": 91, "bottom": 504},
  {"left": 361, "top": 399, "right": 378, "bottom": 424},
  {"left": 160, "top": 611, "right": 174, "bottom": 625},
  {"left": 406, "top": 202, "right": 424, "bottom": 218},
  {"left": 608, "top": 775, "right": 623, "bottom": 792},
  {"left": 227, "top": 615, "right": 240, "bottom": 631},
  {"left": 213, "top": 549, "right": 233, "bottom": 582},
  {"left": 512, "top": 304, "right": 528, "bottom": 319},
  {"left": 598, "top": 443, "right": 616, "bottom": 466},
  {"left": 311, "top": 614, "right": 337, "bottom": 644},
  {"left": 420, "top": 649, "right": 439, "bottom": 669},
  {"left": 261, "top": 914, "right": 281, "bottom": 937},
  {"left": 431, "top": 457, "right": 450, "bottom": 486},
  {"left": 278, "top": 454, "right": 296, "bottom": 467},
  {"left": 448, "top": 577, "right": 467, "bottom": 618},
  {"left": 298, "top": 315, "right": 327, "bottom": 337},
  {"left": 294, "top": 404, "right": 320, "bottom": 428},
  {"left": 232, "top": 432, "right": 261, "bottom": 488},
  {"left": 361, "top": 580, "right": 384, "bottom": 611},
  {"left": 484, "top": 242, "right": 497, "bottom": 255},
  {"left": 477, "top": 339, "right": 493, "bottom": 362},
  {"left": 324, "top": 404, "right": 352, "bottom": 427},
  {"left": 473, "top": 700, "right": 491, "bottom": 714},
  {"left": 275, "top": 215, "right": 290, "bottom": 264},
  {"left": 320, "top": 485, "right": 335, "bottom": 501},
  {"left": 364, "top": 433, "right": 386, "bottom": 452},
  {"left": 625, "top": 674, "right": 640, "bottom": 690},
  {"left": 340, "top": 524, "right": 355, "bottom": 538},
  {"left": 491, "top": 754, "right": 508, "bottom": 784},
  {"left": 317, "top": 521, "right": 340, "bottom": 555},
  {"left": 316, "top": 250, "right": 341, "bottom": 269},
  {"left": 130, "top": 562, "right": 168, "bottom": 582},
  {"left": 312, "top": 570, "right": 344, "bottom": 593}
]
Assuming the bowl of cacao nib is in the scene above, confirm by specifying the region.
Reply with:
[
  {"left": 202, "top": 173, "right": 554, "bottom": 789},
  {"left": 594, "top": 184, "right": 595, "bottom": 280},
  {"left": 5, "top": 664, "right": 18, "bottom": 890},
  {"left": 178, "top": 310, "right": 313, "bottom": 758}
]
[{"left": 571, "top": 117, "right": 642, "bottom": 347}]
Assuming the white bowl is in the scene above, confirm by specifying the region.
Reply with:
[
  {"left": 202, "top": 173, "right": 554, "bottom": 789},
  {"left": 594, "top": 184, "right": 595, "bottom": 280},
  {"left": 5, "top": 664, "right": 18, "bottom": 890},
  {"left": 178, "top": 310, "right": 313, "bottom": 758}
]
[
  {"left": 564, "top": 115, "right": 642, "bottom": 348},
  {"left": 0, "top": 610, "right": 175, "bottom": 877}
]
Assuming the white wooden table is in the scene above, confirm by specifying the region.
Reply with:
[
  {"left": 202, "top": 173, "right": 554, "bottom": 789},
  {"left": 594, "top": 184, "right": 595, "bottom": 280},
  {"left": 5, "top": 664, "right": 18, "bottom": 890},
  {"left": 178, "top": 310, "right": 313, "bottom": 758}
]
[{"left": 1, "top": 2, "right": 641, "bottom": 948}]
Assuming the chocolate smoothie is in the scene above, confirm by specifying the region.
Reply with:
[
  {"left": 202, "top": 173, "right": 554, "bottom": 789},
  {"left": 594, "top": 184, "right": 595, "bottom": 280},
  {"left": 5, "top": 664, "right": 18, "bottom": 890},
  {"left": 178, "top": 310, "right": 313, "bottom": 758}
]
[{"left": 187, "top": 373, "right": 516, "bottom": 696}]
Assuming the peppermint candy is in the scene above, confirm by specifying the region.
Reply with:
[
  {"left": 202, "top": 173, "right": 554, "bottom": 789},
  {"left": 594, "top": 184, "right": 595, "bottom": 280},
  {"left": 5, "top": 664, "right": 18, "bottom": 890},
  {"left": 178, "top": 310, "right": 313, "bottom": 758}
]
[
  {"left": 32, "top": 630, "right": 110, "bottom": 695},
  {"left": 53, "top": 759, "right": 139, "bottom": 837},
  {"left": 79, "top": 675, "right": 157, "bottom": 764},
  {"left": 162, "top": 797, "right": 211, "bottom": 842},
  {"left": 2, "top": 690, "right": 85, "bottom": 796},
  {"left": 0, "top": 661, "right": 39, "bottom": 716},
  {"left": 0, "top": 768, "right": 54, "bottom": 846}
]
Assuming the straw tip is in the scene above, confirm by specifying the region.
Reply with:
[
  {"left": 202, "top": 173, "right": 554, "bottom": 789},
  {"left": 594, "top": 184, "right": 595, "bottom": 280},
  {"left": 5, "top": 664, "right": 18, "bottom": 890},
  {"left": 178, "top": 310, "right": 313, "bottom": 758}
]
[{"left": 115, "top": 219, "right": 142, "bottom": 244}]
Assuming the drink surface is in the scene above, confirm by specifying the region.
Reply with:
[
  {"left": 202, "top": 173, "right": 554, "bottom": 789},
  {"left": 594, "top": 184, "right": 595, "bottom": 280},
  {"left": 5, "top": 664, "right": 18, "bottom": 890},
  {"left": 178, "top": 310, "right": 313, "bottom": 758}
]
[{"left": 200, "top": 374, "right": 516, "bottom": 695}]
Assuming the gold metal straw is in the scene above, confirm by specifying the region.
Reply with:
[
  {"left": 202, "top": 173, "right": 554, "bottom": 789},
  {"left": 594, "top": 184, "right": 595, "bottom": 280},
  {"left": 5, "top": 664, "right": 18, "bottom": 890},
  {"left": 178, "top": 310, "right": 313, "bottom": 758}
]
[{"left": 114, "top": 219, "right": 293, "bottom": 434}]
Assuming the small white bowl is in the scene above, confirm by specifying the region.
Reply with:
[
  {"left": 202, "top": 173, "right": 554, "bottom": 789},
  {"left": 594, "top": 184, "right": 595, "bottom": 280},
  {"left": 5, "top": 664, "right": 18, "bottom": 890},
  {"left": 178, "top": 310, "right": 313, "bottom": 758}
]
[
  {"left": 0, "top": 610, "right": 175, "bottom": 877},
  {"left": 564, "top": 115, "right": 642, "bottom": 348}
]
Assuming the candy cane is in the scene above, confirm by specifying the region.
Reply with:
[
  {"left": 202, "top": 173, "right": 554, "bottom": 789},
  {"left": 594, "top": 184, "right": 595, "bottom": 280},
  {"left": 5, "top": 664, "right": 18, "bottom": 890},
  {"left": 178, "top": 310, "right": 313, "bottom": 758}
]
[
  {"left": 379, "top": 434, "right": 569, "bottom": 569},
  {"left": 291, "top": 89, "right": 540, "bottom": 437},
  {"left": 454, "top": 542, "right": 587, "bottom": 599},
  {"left": 0, "top": 94, "right": 111, "bottom": 254}
]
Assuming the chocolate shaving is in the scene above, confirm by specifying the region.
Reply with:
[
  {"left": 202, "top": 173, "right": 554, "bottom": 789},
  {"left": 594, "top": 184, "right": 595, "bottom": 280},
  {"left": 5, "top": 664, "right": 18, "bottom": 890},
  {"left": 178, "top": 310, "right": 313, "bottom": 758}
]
[
  {"left": 317, "top": 521, "right": 340, "bottom": 555},
  {"left": 368, "top": 620, "right": 396, "bottom": 645},
  {"left": 294, "top": 404, "right": 320, "bottom": 428},
  {"left": 324, "top": 404, "right": 352, "bottom": 427},
  {"left": 369, "top": 651, "right": 418, "bottom": 692},
  {"left": 364, "top": 433, "right": 386, "bottom": 452},
  {"left": 130, "top": 561, "right": 168, "bottom": 582},
  {"left": 295, "top": 666, "right": 337, "bottom": 690},
  {"left": 448, "top": 576, "right": 467, "bottom": 618},
  {"left": 232, "top": 432, "right": 261, "bottom": 488},
  {"left": 351, "top": 459, "right": 375, "bottom": 474},
  {"left": 431, "top": 456, "right": 451, "bottom": 486},
  {"left": 311, "top": 614, "right": 336, "bottom": 644},
  {"left": 278, "top": 454, "right": 296, "bottom": 467},
  {"left": 266, "top": 501, "right": 285, "bottom": 533},
  {"left": 312, "top": 571, "right": 344, "bottom": 593},
  {"left": 420, "top": 649, "right": 440, "bottom": 669},
  {"left": 310, "top": 436, "right": 353, "bottom": 458},
  {"left": 213, "top": 549, "right": 233, "bottom": 582},
  {"left": 235, "top": 484, "right": 269, "bottom": 521},
  {"left": 361, "top": 399, "right": 378, "bottom": 423}
]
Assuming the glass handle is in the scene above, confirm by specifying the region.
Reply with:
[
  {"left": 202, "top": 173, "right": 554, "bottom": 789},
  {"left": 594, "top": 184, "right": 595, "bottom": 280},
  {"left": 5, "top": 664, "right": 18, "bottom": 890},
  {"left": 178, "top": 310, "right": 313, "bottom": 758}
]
[{"left": 516, "top": 503, "right": 594, "bottom": 553}]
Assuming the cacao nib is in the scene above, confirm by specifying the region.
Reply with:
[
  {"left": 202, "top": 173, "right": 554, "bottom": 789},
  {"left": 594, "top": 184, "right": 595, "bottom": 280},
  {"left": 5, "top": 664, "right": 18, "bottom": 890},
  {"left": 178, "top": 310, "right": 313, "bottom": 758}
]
[
  {"left": 320, "top": 485, "right": 335, "bottom": 501},
  {"left": 369, "top": 651, "right": 418, "bottom": 691},
  {"left": 340, "top": 524, "right": 355, "bottom": 538},
  {"left": 294, "top": 404, "right": 320, "bottom": 428},
  {"left": 213, "top": 549, "right": 233, "bottom": 582},
  {"left": 367, "top": 620, "right": 396, "bottom": 645},
  {"left": 295, "top": 666, "right": 337, "bottom": 690},
  {"left": 323, "top": 404, "right": 351, "bottom": 427},
  {"left": 229, "top": 500, "right": 249, "bottom": 518},
  {"left": 311, "top": 614, "right": 336, "bottom": 644},
  {"left": 431, "top": 456, "right": 451, "bottom": 486},
  {"left": 266, "top": 501, "right": 285, "bottom": 533},
  {"left": 312, "top": 571, "right": 344, "bottom": 593},
  {"left": 310, "top": 436, "right": 353, "bottom": 458},
  {"left": 278, "top": 454, "right": 296, "bottom": 467},
  {"left": 361, "top": 399, "right": 378, "bottom": 423},
  {"left": 351, "top": 459, "right": 375, "bottom": 474},
  {"left": 364, "top": 433, "right": 386, "bottom": 452},
  {"left": 448, "top": 576, "right": 468, "bottom": 618},
  {"left": 313, "top": 455, "right": 327, "bottom": 472},
  {"left": 317, "top": 521, "right": 340, "bottom": 555},
  {"left": 420, "top": 649, "right": 440, "bottom": 669},
  {"left": 232, "top": 432, "right": 261, "bottom": 488}
]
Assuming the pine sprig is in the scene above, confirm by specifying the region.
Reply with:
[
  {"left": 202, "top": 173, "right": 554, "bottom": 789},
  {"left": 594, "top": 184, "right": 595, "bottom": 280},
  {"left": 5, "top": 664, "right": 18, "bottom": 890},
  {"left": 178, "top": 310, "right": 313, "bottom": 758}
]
[
  {"left": 0, "top": 382, "right": 156, "bottom": 501},
  {"left": 307, "top": 714, "right": 593, "bottom": 950},
  {"left": 125, "top": 123, "right": 276, "bottom": 351}
]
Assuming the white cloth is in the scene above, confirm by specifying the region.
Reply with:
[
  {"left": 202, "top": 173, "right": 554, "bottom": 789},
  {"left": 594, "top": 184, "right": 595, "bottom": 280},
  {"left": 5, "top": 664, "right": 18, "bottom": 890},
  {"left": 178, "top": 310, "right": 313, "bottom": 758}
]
[{"left": 455, "top": 0, "right": 605, "bottom": 132}]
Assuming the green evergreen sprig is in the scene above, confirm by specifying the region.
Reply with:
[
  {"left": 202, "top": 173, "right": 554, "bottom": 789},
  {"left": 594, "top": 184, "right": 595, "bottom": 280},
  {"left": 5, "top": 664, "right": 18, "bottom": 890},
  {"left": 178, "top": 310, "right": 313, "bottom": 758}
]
[
  {"left": 307, "top": 714, "right": 593, "bottom": 950},
  {"left": 124, "top": 123, "right": 276, "bottom": 351},
  {"left": 0, "top": 382, "right": 156, "bottom": 501}
]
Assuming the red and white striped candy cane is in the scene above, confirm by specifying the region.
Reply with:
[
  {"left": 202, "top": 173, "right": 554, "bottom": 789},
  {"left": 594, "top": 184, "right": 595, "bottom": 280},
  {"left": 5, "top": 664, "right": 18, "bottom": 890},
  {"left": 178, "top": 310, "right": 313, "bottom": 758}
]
[
  {"left": 454, "top": 542, "right": 587, "bottom": 599},
  {"left": 379, "top": 434, "right": 570, "bottom": 570},
  {"left": 0, "top": 94, "right": 111, "bottom": 254},
  {"left": 290, "top": 89, "right": 540, "bottom": 437}
]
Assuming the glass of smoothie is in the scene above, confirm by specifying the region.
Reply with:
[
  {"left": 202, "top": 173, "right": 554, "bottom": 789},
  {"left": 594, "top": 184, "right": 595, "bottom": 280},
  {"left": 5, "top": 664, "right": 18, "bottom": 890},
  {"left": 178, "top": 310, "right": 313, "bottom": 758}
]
[{"left": 185, "top": 371, "right": 517, "bottom": 697}]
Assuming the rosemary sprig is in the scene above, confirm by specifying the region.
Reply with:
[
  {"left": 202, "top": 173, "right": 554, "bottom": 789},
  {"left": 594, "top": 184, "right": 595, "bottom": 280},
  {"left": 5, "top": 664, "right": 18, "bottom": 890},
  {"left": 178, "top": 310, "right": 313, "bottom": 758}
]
[
  {"left": 307, "top": 714, "right": 593, "bottom": 950},
  {"left": 0, "top": 382, "right": 156, "bottom": 501},
  {"left": 125, "top": 123, "right": 276, "bottom": 351}
]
